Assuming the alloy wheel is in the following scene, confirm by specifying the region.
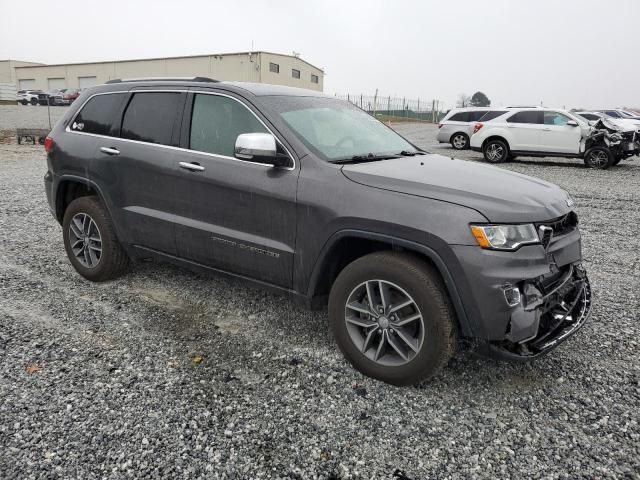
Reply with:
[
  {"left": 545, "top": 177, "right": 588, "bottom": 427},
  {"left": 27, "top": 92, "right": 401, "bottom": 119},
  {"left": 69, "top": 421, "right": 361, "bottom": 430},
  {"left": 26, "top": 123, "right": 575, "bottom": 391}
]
[
  {"left": 344, "top": 280, "right": 425, "bottom": 366},
  {"left": 452, "top": 134, "right": 467, "bottom": 149},
  {"left": 587, "top": 150, "right": 609, "bottom": 168},
  {"left": 68, "top": 212, "right": 102, "bottom": 268},
  {"left": 486, "top": 143, "right": 504, "bottom": 161}
]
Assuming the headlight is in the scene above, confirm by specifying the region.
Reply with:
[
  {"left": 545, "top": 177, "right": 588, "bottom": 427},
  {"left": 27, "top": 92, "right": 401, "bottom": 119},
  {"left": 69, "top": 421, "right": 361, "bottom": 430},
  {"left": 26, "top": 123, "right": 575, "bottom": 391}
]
[{"left": 470, "top": 224, "right": 539, "bottom": 250}]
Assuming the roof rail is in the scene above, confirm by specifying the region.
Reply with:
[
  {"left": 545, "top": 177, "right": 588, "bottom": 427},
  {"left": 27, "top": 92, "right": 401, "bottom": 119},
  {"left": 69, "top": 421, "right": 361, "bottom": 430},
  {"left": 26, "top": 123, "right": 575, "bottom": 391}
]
[{"left": 105, "top": 76, "right": 219, "bottom": 84}]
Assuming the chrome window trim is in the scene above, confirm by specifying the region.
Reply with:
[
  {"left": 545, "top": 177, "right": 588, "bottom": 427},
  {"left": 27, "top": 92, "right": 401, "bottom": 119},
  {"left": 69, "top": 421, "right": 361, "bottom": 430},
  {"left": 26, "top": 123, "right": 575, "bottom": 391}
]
[{"left": 65, "top": 89, "right": 297, "bottom": 171}]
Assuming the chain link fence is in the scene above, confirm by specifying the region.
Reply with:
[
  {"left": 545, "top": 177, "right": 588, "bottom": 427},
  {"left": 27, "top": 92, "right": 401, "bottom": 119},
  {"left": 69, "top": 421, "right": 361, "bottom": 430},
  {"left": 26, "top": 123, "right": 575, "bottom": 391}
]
[{"left": 335, "top": 93, "right": 446, "bottom": 123}]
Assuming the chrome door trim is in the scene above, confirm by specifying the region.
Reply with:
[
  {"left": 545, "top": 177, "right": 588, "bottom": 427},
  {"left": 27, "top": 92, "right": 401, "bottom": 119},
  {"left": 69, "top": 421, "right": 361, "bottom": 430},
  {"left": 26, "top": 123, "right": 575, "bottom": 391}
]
[{"left": 64, "top": 89, "right": 297, "bottom": 171}]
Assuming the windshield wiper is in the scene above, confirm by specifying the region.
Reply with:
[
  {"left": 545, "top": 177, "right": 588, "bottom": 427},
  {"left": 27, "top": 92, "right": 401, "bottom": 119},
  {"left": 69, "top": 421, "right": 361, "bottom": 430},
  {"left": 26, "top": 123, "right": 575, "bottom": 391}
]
[
  {"left": 331, "top": 153, "right": 402, "bottom": 164},
  {"left": 399, "top": 150, "right": 426, "bottom": 156}
]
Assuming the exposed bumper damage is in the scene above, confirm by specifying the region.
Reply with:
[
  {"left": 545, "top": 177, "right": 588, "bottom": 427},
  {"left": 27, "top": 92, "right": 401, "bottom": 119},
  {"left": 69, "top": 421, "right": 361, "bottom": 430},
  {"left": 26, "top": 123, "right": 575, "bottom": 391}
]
[
  {"left": 486, "top": 263, "right": 592, "bottom": 360},
  {"left": 585, "top": 118, "right": 640, "bottom": 160}
]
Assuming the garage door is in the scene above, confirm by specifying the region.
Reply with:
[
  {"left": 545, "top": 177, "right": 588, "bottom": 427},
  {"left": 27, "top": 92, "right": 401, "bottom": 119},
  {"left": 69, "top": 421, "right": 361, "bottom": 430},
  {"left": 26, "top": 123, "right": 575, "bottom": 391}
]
[
  {"left": 78, "top": 76, "right": 97, "bottom": 89},
  {"left": 18, "top": 79, "right": 36, "bottom": 90},
  {"left": 48, "top": 78, "right": 66, "bottom": 90}
]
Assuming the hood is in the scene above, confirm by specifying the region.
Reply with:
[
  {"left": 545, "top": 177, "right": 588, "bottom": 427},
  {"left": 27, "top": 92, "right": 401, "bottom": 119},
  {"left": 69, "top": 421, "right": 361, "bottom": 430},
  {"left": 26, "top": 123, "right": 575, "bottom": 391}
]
[{"left": 341, "top": 154, "right": 572, "bottom": 223}]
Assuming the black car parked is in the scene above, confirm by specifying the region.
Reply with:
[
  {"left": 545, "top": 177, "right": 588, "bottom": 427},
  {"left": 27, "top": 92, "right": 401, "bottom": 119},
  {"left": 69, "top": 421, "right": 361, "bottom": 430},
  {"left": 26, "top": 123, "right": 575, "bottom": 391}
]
[{"left": 43, "top": 78, "right": 592, "bottom": 385}]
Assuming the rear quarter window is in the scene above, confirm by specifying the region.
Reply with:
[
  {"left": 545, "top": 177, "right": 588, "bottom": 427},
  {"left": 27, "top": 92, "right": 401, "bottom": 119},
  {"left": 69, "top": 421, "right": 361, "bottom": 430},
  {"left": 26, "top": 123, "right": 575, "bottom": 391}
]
[
  {"left": 478, "top": 110, "right": 507, "bottom": 121},
  {"left": 70, "top": 93, "right": 127, "bottom": 136},
  {"left": 448, "top": 112, "right": 470, "bottom": 122}
]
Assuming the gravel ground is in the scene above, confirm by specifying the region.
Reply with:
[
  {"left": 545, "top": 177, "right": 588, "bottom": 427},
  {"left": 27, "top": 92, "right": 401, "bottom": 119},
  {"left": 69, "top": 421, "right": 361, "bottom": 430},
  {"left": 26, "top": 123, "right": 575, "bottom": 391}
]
[
  {"left": 0, "top": 110, "right": 639, "bottom": 478},
  {"left": 0, "top": 104, "right": 68, "bottom": 130}
]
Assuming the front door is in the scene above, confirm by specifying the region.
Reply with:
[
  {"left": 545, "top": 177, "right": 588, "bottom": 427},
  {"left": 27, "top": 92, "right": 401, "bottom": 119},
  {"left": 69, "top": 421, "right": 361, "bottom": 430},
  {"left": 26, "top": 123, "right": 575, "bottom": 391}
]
[
  {"left": 539, "top": 111, "right": 582, "bottom": 154},
  {"left": 173, "top": 92, "right": 299, "bottom": 288}
]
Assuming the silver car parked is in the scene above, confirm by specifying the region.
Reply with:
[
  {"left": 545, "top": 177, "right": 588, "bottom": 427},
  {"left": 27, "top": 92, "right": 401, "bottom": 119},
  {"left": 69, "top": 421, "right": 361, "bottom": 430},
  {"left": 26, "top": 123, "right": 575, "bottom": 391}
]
[{"left": 437, "top": 107, "right": 507, "bottom": 150}]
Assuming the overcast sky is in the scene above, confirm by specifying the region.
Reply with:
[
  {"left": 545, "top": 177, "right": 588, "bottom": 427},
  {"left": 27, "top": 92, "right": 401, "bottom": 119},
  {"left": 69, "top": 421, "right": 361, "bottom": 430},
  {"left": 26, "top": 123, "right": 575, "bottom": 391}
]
[{"left": 1, "top": 0, "right": 638, "bottom": 109}]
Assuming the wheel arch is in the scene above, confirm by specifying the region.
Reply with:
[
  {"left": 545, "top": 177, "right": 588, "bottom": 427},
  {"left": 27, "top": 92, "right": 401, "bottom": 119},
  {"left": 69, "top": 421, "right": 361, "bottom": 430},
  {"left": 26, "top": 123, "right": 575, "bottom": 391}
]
[
  {"left": 306, "top": 230, "right": 475, "bottom": 337},
  {"left": 482, "top": 134, "right": 511, "bottom": 151},
  {"left": 54, "top": 175, "right": 109, "bottom": 224},
  {"left": 449, "top": 131, "right": 469, "bottom": 143}
]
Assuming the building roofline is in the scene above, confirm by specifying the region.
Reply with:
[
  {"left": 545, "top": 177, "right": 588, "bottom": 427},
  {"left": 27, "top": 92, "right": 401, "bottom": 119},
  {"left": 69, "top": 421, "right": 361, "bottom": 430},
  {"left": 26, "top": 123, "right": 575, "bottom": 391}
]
[{"left": 13, "top": 51, "right": 324, "bottom": 73}]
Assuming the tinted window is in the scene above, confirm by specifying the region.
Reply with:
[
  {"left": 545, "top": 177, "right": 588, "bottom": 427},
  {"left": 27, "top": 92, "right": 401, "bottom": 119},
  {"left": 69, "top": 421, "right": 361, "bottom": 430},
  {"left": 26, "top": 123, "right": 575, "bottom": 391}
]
[
  {"left": 121, "top": 92, "right": 182, "bottom": 145},
  {"left": 468, "top": 111, "right": 487, "bottom": 122},
  {"left": 71, "top": 93, "right": 126, "bottom": 136},
  {"left": 603, "top": 110, "right": 620, "bottom": 118},
  {"left": 269, "top": 62, "right": 279, "bottom": 73},
  {"left": 506, "top": 111, "right": 543, "bottom": 124},
  {"left": 579, "top": 113, "right": 599, "bottom": 121},
  {"left": 449, "top": 112, "right": 470, "bottom": 122},
  {"left": 189, "top": 94, "right": 268, "bottom": 157},
  {"left": 544, "top": 111, "right": 572, "bottom": 125},
  {"left": 479, "top": 110, "right": 507, "bottom": 121}
]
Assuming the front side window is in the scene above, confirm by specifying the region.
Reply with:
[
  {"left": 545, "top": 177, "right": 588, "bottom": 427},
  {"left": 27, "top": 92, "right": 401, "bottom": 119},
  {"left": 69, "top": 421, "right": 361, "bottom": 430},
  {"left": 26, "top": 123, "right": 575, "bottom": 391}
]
[
  {"left": 311, "top": 74, "right": 319, "bottom": 84},
  {"left": 544, "top": 111, "right": 572, "bottom": 126},
  {"left": 506, "top": 110, "right": 543, "bottom": 124},
  {"left": 449, "top": 112, "right": 470, "bottom": 122},
  {"left": 292, "top": 69, "right": 301, "bottom": 79},
  {"left": 269, "top": 62, "right": 279, "bottom": 73},
  {"left": 189, "top": 94, "right": 268, "bottom": 157},
  {"left": 261, "top": 96, "right": 418, "bottom": 161},
  {"left": 70, "top": 93, "right": 126, "bottom": 136},
  {"left": 121, "top": 92, "right": 183, "bottom": 145}
]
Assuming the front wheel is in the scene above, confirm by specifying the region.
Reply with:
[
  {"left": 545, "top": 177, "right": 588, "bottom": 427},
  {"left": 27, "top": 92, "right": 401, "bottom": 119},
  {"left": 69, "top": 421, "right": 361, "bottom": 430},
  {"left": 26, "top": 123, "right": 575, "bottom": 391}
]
[
  {"left": 63, "top": 196, "right": 130, "bottom": 281},
  {"left": 450, "top": 132, "right": 469, "bottom": 150},
  {"left": 29, "top": 97, "right": 38, "bottom": 105},
  {"left": 584, "top": 147, "right": 613, "bottom": 169},
  {"left": 483, "top": 139, "right": 509, "bottom": 163},
  {"left": 328, "top": 252, "right": 457, "bottom": 386}
]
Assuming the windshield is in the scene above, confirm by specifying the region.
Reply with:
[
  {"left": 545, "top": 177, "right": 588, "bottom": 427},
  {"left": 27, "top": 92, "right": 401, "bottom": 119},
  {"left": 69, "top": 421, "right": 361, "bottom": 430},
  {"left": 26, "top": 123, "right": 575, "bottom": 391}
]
[{"left": 260, "top": 96, "right": 419, "bottom": 161}]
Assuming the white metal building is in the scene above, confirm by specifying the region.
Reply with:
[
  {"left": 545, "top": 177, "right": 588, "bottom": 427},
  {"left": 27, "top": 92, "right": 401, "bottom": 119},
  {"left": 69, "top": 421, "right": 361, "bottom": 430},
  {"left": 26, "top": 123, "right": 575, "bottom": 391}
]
[{"left": 0, "top": 51, "right": 324, "bottom": 94}]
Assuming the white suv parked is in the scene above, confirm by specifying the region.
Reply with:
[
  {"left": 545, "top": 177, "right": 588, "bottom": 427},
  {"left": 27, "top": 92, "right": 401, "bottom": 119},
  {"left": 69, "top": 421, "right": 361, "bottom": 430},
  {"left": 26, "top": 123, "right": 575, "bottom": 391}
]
[
  {"left": 437, "top": 107, "right": 507, "bottom": 150},
  {"left": 470, "top": 108, "right": 639, "bottom": 169}
]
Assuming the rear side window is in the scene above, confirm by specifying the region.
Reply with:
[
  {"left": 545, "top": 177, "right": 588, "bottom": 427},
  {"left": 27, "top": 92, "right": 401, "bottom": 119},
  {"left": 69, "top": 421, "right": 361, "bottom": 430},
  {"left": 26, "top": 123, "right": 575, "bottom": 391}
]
[
  {"left": 467, "top": 111, "right": 487, "bottom": 122},
  {"left": 449, "top": 112, "right": 470, "bottom": 122},
  {"left": 121, "top": 92, "right": 183, "bottom": 145},
  {"left": 506, "top": 111, "right": 543, "bottom": 124},
  {"left": 478, "top": 110, "right": 507, "bottom": 121},
  {"left": 70, "top": 93, "right": 126, "bottom": 136},
  {"left": 189, "top": 94, "right": 268, "bottom": 157}
]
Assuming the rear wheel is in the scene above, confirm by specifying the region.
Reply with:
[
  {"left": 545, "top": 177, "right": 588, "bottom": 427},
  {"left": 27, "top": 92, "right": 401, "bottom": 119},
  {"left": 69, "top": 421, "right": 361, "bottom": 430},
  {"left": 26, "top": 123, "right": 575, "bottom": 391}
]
[
  {"left": 450, "top": 133, "right": 469, "bottom": 150},
  {"left": 63, "top": 196, "right": 129, "bottom": 281},
  {"left": 20, "top": 99, "right": 28, "bottom": 105},
  {"left": 29, "top": 97, "right": 38, "bottom": 105},
  {"left": 584, "top": 147, "right": 613, "bottom": 169},
  {"left": 329, "top": 252, "right": 457, "bottom": 386},
  {"left": 483, "top": 139, "right": 509, "bottom": 163}
]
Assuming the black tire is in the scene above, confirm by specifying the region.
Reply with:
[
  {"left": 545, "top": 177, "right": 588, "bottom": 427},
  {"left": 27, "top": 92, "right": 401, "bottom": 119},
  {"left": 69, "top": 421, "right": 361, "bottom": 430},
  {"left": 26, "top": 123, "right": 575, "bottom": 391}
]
[
  {"left": 328, "top": 252, "right": 457, "bottom": 386},
  {"left": 482, "top": 139, "right": 509, "bottom": 163},
  {"left": 450, "top": 132, "right": 469, "bottom": 150},
  {"left": 583, "top": 146, "right": 613, "bottom": 169},
  {"left": 62, "top": 196, "right": 129, "bottom": 281},
  {"left": 29, "top": 97, "right": 38, "bottom": 105},
  {"left": 20, "top": 99, "right": 28, "bottom": 106}
]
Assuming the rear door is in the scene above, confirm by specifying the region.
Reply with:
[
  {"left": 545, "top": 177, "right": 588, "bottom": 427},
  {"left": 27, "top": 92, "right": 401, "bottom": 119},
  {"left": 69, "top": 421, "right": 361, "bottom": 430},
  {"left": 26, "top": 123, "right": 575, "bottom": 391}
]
[
  {"left": 539, "top": 111, "right": 582, "bottom": 154},
  {"left": 172, "top": 91, "right": 299, "bottom": 288},
  {"left": 505, "top": 110, "right": 543, "bottom": 150},
  {"left": 87, "top": 90, "right": 186, "bottom": 255}
]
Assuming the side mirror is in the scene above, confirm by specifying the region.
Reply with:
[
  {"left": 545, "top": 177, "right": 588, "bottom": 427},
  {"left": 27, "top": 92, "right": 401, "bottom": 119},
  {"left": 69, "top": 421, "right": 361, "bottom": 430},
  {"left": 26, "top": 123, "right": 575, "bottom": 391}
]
[
  {"left": 566, "top": 120, "right": 579, "bottom": 127},
  {"left": 234, "top": 133, "right": 291, "bottom": 168}
]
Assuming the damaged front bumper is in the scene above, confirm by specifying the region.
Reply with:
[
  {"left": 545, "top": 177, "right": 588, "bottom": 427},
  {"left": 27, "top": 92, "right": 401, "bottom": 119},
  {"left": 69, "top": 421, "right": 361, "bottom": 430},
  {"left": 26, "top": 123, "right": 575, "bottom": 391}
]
[{"left": 484, "top": 263, "right": 592, "bottom": 360}]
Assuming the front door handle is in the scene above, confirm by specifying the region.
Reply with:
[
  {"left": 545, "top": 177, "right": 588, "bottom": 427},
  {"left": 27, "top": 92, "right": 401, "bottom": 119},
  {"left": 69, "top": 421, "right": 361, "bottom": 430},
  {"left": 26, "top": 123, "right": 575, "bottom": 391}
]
[
  {"left": 542, "top": 128, "right": 551, "bottom": 131},
  {"left": 100, "top": 146, "right": 120, "bottom": 155},
  {"left": 179, "top": 161, "right": 205, "bottom": 172}
]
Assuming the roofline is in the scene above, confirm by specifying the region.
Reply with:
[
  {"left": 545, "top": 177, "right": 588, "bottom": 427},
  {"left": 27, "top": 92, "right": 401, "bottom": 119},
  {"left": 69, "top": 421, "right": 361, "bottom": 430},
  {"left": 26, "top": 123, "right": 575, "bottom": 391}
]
[{"left": 13, "top": 50, "right": 324, "bottom": 73}]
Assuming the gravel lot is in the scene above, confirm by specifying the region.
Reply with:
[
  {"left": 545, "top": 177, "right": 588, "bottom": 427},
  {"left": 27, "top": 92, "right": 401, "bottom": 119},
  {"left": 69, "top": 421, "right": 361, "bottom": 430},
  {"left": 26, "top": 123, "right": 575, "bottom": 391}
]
[{"left": 1, "top": 107, "right": 639, "bottom": 479}]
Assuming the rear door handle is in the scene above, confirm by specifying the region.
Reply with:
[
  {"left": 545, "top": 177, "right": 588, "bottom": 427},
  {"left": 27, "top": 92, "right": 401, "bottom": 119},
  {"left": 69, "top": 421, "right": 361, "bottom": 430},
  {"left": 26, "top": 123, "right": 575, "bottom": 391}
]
[
  {"left": 100, "top": 146, "right": 120, "bottom": 155},
  {"left": 179, "top": 161, "right": 205, "bottom": 172}
]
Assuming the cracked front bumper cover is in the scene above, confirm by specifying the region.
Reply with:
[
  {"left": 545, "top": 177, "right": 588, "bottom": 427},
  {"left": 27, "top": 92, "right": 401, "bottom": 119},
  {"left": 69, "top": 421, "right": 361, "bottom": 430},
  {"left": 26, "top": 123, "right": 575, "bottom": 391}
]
[{"left": 483, "top": 264, "right": 592, "bottom": 360}]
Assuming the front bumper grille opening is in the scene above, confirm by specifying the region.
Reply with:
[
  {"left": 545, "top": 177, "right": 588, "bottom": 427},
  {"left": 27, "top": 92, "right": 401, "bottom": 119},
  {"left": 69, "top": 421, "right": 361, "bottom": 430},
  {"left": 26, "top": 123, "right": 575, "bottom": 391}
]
[{"left": 535, "top": 211, "right": 578, "bottom": 238}]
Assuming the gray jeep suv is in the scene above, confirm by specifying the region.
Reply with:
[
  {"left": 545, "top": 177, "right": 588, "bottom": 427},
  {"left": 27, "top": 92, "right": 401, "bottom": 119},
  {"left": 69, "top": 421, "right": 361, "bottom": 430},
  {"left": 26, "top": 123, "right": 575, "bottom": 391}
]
[{"left": 43, "top": 78, "right": 592, "bottom": 385}]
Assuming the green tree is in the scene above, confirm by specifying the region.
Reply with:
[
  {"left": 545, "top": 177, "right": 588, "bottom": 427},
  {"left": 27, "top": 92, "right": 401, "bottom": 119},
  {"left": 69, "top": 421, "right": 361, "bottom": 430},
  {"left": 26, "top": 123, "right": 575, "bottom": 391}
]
[{"left": 470, "top": 91, "right": 491, "bottom": 107}]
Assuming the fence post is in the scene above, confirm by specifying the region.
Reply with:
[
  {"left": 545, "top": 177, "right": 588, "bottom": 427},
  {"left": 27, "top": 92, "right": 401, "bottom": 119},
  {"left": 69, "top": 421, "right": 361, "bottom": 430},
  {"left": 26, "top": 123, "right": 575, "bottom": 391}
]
[{"left": 373, "top": 88, "right": 378, "bottom": 117}]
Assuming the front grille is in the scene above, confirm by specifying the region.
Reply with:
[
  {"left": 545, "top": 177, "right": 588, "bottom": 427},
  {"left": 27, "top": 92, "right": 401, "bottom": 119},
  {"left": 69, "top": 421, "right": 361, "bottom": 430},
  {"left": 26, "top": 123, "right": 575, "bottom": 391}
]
[{"left": 535, "top": 211, "right": 578, "bottom": 237}]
